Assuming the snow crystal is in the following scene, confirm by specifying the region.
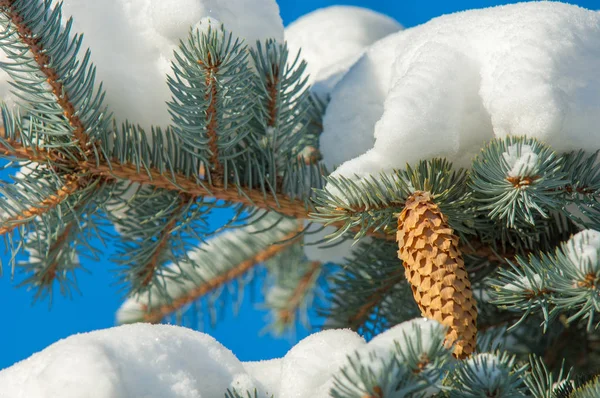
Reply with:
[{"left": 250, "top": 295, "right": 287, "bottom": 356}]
[
  {"left": 0, "top": 0, "right": 284, "bottom": 130},
  {"left": 502, "top": 144, "right": 539, "bottom": 178},
  {"left": 321, "top": 2, "right": 600, "bottom": 187},
  {"left": 0, "top": 324, "right": 263, "bottom": 398},
  {"left": 565, "top": 229, "right": 600, "bottom": 272},
  {"left": 284, "top": 6, "right": 401, "bottom": 97},
  {"left": 278, "top": 329, "right": 366, "bottom": 398}
]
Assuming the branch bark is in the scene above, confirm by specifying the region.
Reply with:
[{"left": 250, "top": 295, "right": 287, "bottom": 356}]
[
  {"left": 0, "top": 175, "right": 80, "bottom": 236},
  {"left": 143, "top": 229, "right": 303, "bottom": 323},
  {"left": 0, "top": 0, "right": 91, "bottom": 149}
]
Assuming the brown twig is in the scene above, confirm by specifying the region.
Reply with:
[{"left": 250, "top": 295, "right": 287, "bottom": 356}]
[
  {"left": 266, "top": 64, "right": 280, "bottom": 128},
  {"left": 39, "top": 222, "right": 75, "bottom": 286},
  {"left": 0, "top": 175, "right": 80, "bottom": 236},
  {"left": 278, "top": 261, "right": 321, "bottom": 324},
  {"left": 137, "top": 197, "right": 189, "bottom": 287},
  {"left": 198, "top": 53, "right": 222, "bottom": 178},
  {"left": 347, "top": 268, "right": 405, "bottom": 329},
  {"left": 143, "top": 229, "right": 303, "bottom": 323},
  {"left": 0, "top": 0, "right": 90, "bottom": 150}
]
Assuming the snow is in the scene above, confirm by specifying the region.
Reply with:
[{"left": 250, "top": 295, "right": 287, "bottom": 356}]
[
  {"left": 302, "top": 221, "right": 366, "bottom": 264},
  {"left": 503, "top": 144, "right": 539, "bottom": 178},
  {"left": 284, "top": 6, "right": 401, "bottom": 97},
  {"left": 367, "top": 318, "right": 445, "bottom": 357},
  {"left": 0, "top": 0, "right": 284, "bottom": 130},
  {"left": 462, "top": 353, "right": 506, "bottom": 384},
  {"left": 242, "top": 359, "right": 282, "bottom": 397},
  {"left": 321, "top": 2, "right": 600, "bottom": 188},
  {"left": 504, "top": 274, "right": 543, "bottom": 292},
  {"left": 0, "top": 324, "right": 263, "bottom": 398},
  {"left": 565, "top": 229, "right": 600, "bottom": 272},
  {"left": 278, "top": 329, "right": 366, "bottom": 398},
  {"left": 0, "top": 319, "right": 446, "bottom": 398}
]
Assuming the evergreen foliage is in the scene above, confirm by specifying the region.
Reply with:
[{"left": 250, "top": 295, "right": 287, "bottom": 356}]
[{"left": 2, "top": 0, "right": 600, "bottom": 396}]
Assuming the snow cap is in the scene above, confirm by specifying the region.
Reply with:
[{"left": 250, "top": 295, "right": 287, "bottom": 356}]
[
  {"left": 0, "top": 324, "right": 264, "bottom": 398},
  {"left": 285, "top": 6, "right": 402, "bottom": 97},
  {"left": 0, "top": 0, "right": 284, "bottom": 130},
  {"left": 321, "top": 2, "right": 600, "bottom": 188}
]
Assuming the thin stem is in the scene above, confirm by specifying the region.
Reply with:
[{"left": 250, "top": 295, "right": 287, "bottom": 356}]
[
  {"left": 278, "top": 261, "right": 321, "bottom": 324},
  {"left": 143, "top": 229, "right": 302, "bottom": 323},
  {"left": 347, "top": 268, "right": 404, "bottom": 329},
  {"left": 266, "top": 64, "right": 280, "bottom": 128},
  {"left": 0, "top": 175, "right": 80, "bottom": 236},
  {"left": 0, "top": 0, "right": 90, "bottom": 150},
  {"left": 40, "top": 222, "right": 74, "bottom": 286},
  {"left": 138, "top": 197, "right": 189, "bottom": 287},
  {"left": 198, "top": 53, "right": 222, "bottom": 178}
]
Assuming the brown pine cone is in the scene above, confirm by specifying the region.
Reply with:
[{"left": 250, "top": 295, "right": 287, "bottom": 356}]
[{"left": 396, "top": 191, "right": 477, "bottom": 358}]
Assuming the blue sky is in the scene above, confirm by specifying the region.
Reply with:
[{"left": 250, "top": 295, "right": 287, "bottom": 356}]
[{"left": 0, "top": 0, "right": 597, "bottom": 370}]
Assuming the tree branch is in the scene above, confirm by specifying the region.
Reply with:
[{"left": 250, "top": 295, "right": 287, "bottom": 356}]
[
  {"left": 0, "top": 175, "right": 80, "bottom": 236},
  {"left": 0, "top": 0, "right": 90, "bottom": 149},
  {"left": 39, "top": 222, "right": 75, "bottom": 286},
  {"left": 198, "top": 53, "right": 222, "bottom": 178},
  {"left": 347, "top": 268, "right": 405, "bottom": 329},
  {"left": 137, "top": 197, "right": 189, "bottom": 287},
  {"left": 0, "top": 137, "right": 518, "bottom": 263},
  {"left": 278, "top": 260, "right": 321, "bottom": 324},
  {"left": 266, "top": 64, "right": 280, "bottom": 128},
  {"left": 142, "top": 229, "right": 303, "bottom": 323}
]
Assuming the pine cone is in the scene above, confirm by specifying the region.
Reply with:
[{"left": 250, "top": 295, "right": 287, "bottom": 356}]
[{"left": 396, "top": 191, "right": 477, "bottom": 358}]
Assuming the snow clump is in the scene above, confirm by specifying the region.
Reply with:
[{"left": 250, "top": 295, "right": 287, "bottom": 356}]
[
  {"left": 285, "top": 6, "right": 402, "bottom": 97},
  {"left": 0, "top": 0, "right": 284, "bottom": 130},
  {"left": 502, "top": 144, "right": 539, "bottom": 178},
  {"left": 565, "top": 229, "right": 600, "bottom": 272},
  {"left": 321, "top": 2, "right": 600, "bottom": 187},
  {"left": 0, "top": 319, "right": 448, "bottom": 398}
]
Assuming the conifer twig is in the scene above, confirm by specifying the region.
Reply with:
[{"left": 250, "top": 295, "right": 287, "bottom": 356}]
[
  {"left": 347, "top": 268, "right": 404, "bottom": 329},
  {"left": 142, "top": 228, "right": 303, "bottom": 323},
  {"left": 39, "top": 222, "right": 74, "bottom": 286},
  {"left": 137, "top": 196, "right": 189, "bottom": 287},
  {"left": 198, "top": 53, "right": 222, "bottom": 178},
  {"left": 266, "top": 64, "right": 280, "bottom": 127},
  {"left": 0, "top": 0, "right": 91, "bottom": 149},
  {"left": 0, "top": 175, "right": 80, "bottom": 236},
  {"left": 278, "top": 260, "right": 321, "bottom": 324}
]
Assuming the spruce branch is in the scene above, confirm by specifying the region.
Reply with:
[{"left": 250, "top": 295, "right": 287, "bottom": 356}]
[
  {"left": 263, "top": 242, "right": 324, "bottom": 333},
  {"left": 250, "top": 39, "right": 310, "bottom": 162},
  {"left": 470, "top": 136, "right": 567, "bottom": 228},
  {"left": 200, "top": 51, "right": 222, "bottom": 177},
  {"left": 136, "top": 195, "right": 190, "bottom": 288},
  {"left": 276, "top": 260, "right": 321, "bottom": 324},
  {"left": 117, "top": 213, "right": 303, "bottom": 324},
  {"left": 0, "top": 173, "right": 79, "bottom": 236},
  {"left": 321, "top": 239, "right": 419, "bottom": 339},
  {"left": 141, "top": 228, "right": 301, "bottom": 323},
  {"left": 0, "top": 0, "right": 109, "bottom": 152}
]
